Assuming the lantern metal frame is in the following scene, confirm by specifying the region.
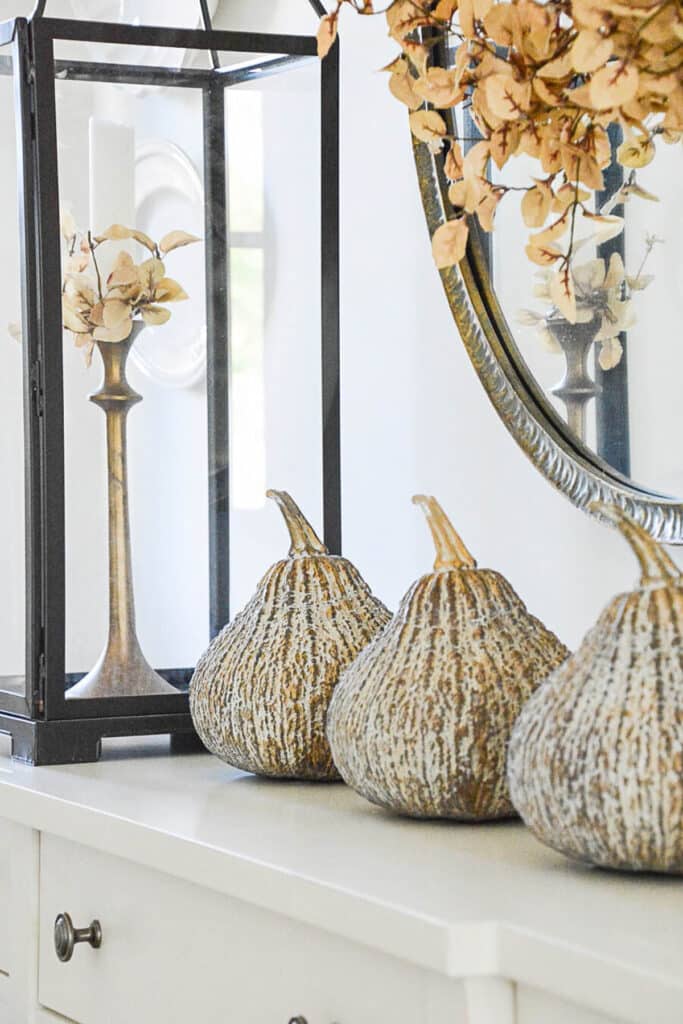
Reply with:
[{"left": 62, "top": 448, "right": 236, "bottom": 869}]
[{"left": 0, "top": 2, "right": 340, "bottom": 764}]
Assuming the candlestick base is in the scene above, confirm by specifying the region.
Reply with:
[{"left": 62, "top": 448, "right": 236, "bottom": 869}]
[{"left": 67, "top": 642, "right": 178, "bottom": 700}]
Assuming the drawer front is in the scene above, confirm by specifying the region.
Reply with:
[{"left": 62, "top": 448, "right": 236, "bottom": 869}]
[
  {"left": 39, "top": 835, "right": 466, "bottom": 1024},
  {"left": 517, "top": 984, "right": 626, "bottom": 1024},
  {"left": 0, "top": 819, "right": 10, "bottom": 975}
]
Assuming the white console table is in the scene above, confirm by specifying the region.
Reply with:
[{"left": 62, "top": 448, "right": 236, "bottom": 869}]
[{"left": 0, "top": 735, "right": 680, "bottom": 1024}]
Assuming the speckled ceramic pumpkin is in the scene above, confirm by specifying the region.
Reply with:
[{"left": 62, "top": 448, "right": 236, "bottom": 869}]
[
  {"left": 190, "top": 490, "right": 391, "bottom": 780},
  {"left": 327, "top": 495, "right": 570, "bottom": 819},
  {"left": 508, "top": 503, "right": 683, "bottom": 874}
]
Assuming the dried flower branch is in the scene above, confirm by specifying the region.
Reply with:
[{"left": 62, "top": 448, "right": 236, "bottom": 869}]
[
  {"left": 517, "top": 234, "right": 661, "bottom": 369},
  {"left": 319, "top": 0, "right": 682, "bottom": 281},
  {"left": 61, "top": 219, "right": 200, "bottom": 367}
]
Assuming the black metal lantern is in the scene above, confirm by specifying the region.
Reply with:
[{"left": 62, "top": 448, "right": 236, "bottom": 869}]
[{"left": 0, "top": 0, "right": 340, "bottom": 764}]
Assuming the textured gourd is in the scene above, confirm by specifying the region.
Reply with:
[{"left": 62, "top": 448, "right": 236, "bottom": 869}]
[
  {"left": 508, "top": 504, "right": 683, "bottom": 874},
  {"left": 327, "top": 496, "right": 569, "bottom": 819},
  {"left": 190, "top": 490, "right": 391, "bottom": 780}
]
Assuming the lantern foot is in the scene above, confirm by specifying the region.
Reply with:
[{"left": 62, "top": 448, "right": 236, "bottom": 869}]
[{"left": 0, "top": 713, "right": 203, "bottom": 766}]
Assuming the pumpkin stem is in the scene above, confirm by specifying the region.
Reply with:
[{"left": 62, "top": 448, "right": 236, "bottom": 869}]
[
  {"left": 267, "top": 490, "right": 328, "bottom": 557},
  {"left": 413, "top": 495, "right": 477, "bottom": 571},
  {"left": 591, "top": 502, "right": 681, "bottom": 585}
]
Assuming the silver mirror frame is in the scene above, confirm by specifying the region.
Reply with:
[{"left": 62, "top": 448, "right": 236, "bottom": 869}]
[{"left": 413, "top": 136, "right": 683, "bottom": 545}]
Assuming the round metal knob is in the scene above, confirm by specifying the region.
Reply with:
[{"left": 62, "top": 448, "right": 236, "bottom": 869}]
[{"left": 54, "top": 912, "right": 102, "bottom": 963}]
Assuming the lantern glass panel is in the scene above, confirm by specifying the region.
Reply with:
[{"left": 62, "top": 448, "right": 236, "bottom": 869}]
[
  {"left": 0, "top": 40, "right": 27, "bottom": 704},
  {"left": 224, "top": 59, "right": 323, "bottom": 613},
  {"left": 49, "top": 31, "right": 326, "bottom": 701},
  {"left": 55, "top": 53, "right": 212, "bottom": 695}
]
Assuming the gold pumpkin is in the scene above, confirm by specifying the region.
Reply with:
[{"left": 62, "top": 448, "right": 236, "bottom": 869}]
[
  {"left": 190, "top": 490, "right": 391, "bottom": 780},
  {"left": 327, "top": 495, "right": 569, "bottom": 819},
  {"left": 508, "top": 503, "right": 683, "bottom": 874}
]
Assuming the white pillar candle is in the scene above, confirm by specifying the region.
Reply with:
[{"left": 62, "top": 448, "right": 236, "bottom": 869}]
[{"left": 88, "top": 117, "right": 136, "bottom": 285}]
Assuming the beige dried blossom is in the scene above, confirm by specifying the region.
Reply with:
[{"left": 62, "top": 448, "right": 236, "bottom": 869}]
[
  {"left": 517, "top": 235, "right": 660, "bottom": 369},
  {"left": 61, "top": 221, "right": 199, "bottom": 367}
]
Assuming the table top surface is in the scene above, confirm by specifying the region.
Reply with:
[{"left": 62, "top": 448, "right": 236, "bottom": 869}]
[{"left": 0, "top": 734, "right": 681, "bottom": 1023}]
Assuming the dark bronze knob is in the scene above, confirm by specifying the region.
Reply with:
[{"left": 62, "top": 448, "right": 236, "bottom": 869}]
[
  {"left": 288, "top": 1018, "right": 339, "bottom": 1023},
  {"left": 54, "top": 912, "right": 102, "bottom": 963}
]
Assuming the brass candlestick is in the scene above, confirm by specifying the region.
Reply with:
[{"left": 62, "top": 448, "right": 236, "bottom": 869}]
[{"left": 68, "top": 323, "right": 177, "bottom": 699}]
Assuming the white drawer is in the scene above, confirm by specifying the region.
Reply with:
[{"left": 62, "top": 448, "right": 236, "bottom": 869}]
[
  {"left": 0, "top": 819, "right": 10, "bottom": 975},
  {"left": 517, "top": 984, "right": 626, "bottom": 1024},
  {"left": 39, "top": 835, "right": 466, "bottom": 1024}
]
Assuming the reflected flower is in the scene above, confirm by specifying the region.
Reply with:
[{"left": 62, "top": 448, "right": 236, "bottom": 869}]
[{"left": 517, "top": 238, "right": 660, "bottom": 371}]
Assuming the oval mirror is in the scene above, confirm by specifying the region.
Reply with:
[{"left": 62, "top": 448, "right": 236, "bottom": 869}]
[{"left": 413, "top": 43, "right": 683, "bottom": 543}]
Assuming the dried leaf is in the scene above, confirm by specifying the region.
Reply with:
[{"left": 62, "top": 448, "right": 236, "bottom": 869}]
[
  {"left": 432, "top": 217, "right": 469, "bottom": 269},
  {"left": 434, "top": 0, "right": 458, "bottom": 19},
  {"left": 490, "top": 123, "right": 519, "bottom": 169},
  {"left": 530, "top": 209, "right": 570, "bottom": 246},
  {"left": 589, "top": 60, "right": 639, "bottom": 110},
  {"left": 102, "top": 298, "right": 131, "bottom": 329},
  {"left": 537, "top": 51, "right": 574, "bottom": 79},
  {"left": 142, "top": 305, "right": 172, "bottom": 326},
  {"left": 626, "top": 273, "right": 654, "bottom": 291},
  {"left": 61, "top": 207, "right": 77, "bottom": 242},
  {"left": 159, "top": 230, "right": 201, "bottom": 255},
  {"left": 62, "top": 301, "right": 89, "bottom": 334},
  {"left": 458, "top": 0, "right": 475, "bottom": 37},
  {"left": 582, "top": 211, "right": 625, "bottom": 242},
  {"left": 317, "top": 13, "right": 338, "bottom": 59},
  {"left": 573, "top": 258, "right": 606, "bottom": 292},
  {"left": 138, "top": 258, "right": 166, "bottom": 291},
  {"left": 483, "top": 2, "right": 516, "bottom": 46},
  {"left": 525, "top": 242, "right": 562, "bottom": 266},
  {"left": 154, "top": 278, "right": 189, "bottom": 303},
  {"left": 482, "top": 73, "right": 531, "bottom": 121},
  {"left": 617, "top": 135, "right": 655, "bottom": 168},
  {"left": 444, "top": 141, "right": 465, "bottom": 180},
  {"left": 516, "top": 308, "right": 545, "bottom": 326},
  {"left": 89, "top": 302, "right": 105, "bottom": 327},
  {"left": 131, "top": 229, "right": 157, "bottom": 253},
  {"left": 386, "top": 1, "right": 429, "bottom": 43},
  {"left": 389, "top": 64, "right": 422, "bottom": 110},
  {"left": 66, "top": 252, "right": 91, "bottom": 275},
  {"left": 521, "top": 181, "right": 552, "bottom": 228},
  {"left": 476, "top": 186, "right": 503, "bottom": 232},
  {"left": 65, "top": 275, "right": 96, "bottom": 307},
  {"left": 463, "top": 140, "right": 491, "bottom": 178},
  {"left": 603, "top": 251, "right": 625, "bottom": 289},
  {"left": 413, "top": 67, "right": 464, "bottom": 108},
  {"left": 409, "top": 109, "right": 448, "bottom": 149},
  {"left": 106, "top": 251, "right": 137, "bottom": 290},
  {"left": 550, "top": 264, "right": 577, "bottom": 323},
  {"left": 552, "top": 182, "right": 590, "bottom": 212},
  {"left": 93, "top": 318, "right": 133, "bottom": 343},
  {"left": 598, "top": 337, "right": 623, "bottom": 370},
  {"left": 95, "top": 224, "right": 134, "bottom": 243},
  {"left": 571, "top": 29, "right": 613, "bottom": 73},
  {"left": 532, "top": 77, "right": 563, "bottom": 108},
  {"left": 448, "top": 176, "right": 481, "bottom": 213}
]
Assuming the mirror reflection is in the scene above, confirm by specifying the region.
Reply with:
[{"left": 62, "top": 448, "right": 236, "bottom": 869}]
[{"left": 445, "top": 108, "right": 682, "bottom": 499}]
